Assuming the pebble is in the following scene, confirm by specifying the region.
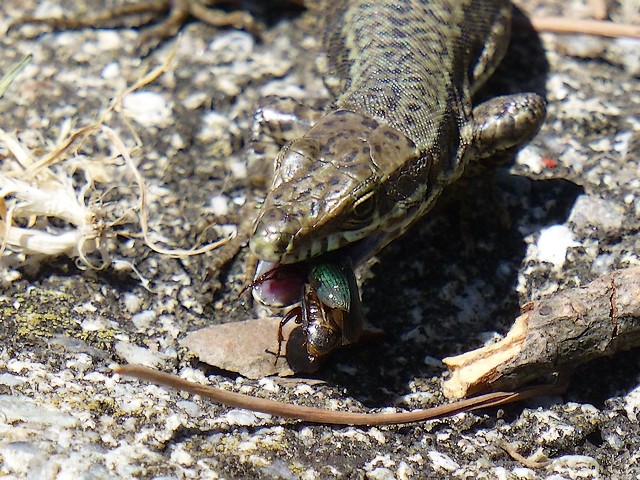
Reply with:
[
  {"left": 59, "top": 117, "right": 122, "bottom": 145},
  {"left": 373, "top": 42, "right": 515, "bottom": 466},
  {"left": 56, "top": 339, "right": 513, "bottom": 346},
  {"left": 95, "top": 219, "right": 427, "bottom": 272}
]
[
  {"left": 427, "top": 450, "right": 460, "bottom": 472},
  {"left": 569, "top": 194, "right": 625, "bottom": 237},
  {"left": 536, "top": 225, "right": 579, "bottom": 267},
  {"left": 122, "top": 91, "right": 173, "bottom": 128}
]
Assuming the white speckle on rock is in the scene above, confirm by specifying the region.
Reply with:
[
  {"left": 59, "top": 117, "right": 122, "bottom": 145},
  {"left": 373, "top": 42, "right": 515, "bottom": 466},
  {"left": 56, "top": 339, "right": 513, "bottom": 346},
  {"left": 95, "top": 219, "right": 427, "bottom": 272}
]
[
  {"left": 396, "top": 461, "right": 414, "bottom": 480},
  {"left": 230, "top": 160, "right": 247, "bottom": 179},
  {"left": 219, "top": 409, "right": 271, "bottom": 426},
  {"left": 101, "top": 61, "right": 120, "bottom": 80},
  {"left": 6, "top": 359, "right": 41, "bottom": 374},
  {"left": 215, "top": 76, "right": 242, "bottom": 96},
  {"left": 114, "top": 341, "right": 167, "bottom": 368},
  {"left": 366, "top": 467, "right": 396, "bottom": 480},
  {"left": 611, "top": 38, "right": 640, "bottom": 75},
  {"left": 261, "top": 459, "right": 297, "bottom": 480},
  {"left": 546, "top": 74, "right": 570, "bottom": 101},
  {"left": 80, "top": 301, "right": 98, "bottom": 313},
  {"left": 555, "top": 34, "right": 605, "bottom": 59},
  {"left": 536, "top": 225, "right": 579, "bottom": 267},
  {"left": 339, "top": 427, "right": 369, "bottom": 444},
  {"left": 368, "top": 427, "right": 386, "bottom": 444},
  {"left": 118, "top": 396, "right": 143, "bottom": 414},
  {"left": 123, "top": 91, "right": 173, "bottom": 128},
  {"left": 123, "top": 293, "right": 143, "bottom": 314},
  {"left": 182, "top": 91, "right": 209, "bottom": 110},
  {"left": 0, "top": 372, "right": 26, "bottom": 386},
  {"left": 208, "top": 31, "right": 255, "bottom": 63},
  {"left": 516, "top": 145, "right": 545, "bottom": 174},
  {"left": 209, "top": 194, "right": 230, "bottom": 216},
  {"left": 65, "top": 353, "right": 93, "bottom": 372},
  {"left": 198, "top": 111, "right": 231, "bottom": 142},
  {"left": 623, "top": 384, "right": 640, "bottom": 421},
  {"left": 82, "top": 316, "right": 114, "bottom": 331},
  {"left": 170, "top": 132, "right": 186, "bottom": 150},
  {"left": 535, "top": 411, "right": 576, "bottom": 442},
  {"left": 131, "top": 309, "right": 157, "bottom": 329},
  {"left": 591, "top": 253, "right": 616, "bottom": 276},
  {"left": 604, "top": 432, "right": 625, "bottom": 450},
  {"left": 294, "top": 383, "right": 315, "bottom": 396},
  {"left": 550, "top": 454, "right": 600, "bottom": 478},
  {"left": 492, "top": 466, "right": 509, "bottom": 480},
  {"left": 169, "top": 444, "right": 194, "bottom": 467},
  {"left": 95, "top": 30, "right": 123, "bottom": 51},
  {"left": 231, "top": 194, "right": 246, "bottom": 206},
  {"left": 258, "top": 377, "right": 279, "bottom": 393},
  {"left": 176, "top": 400, "right": 201, "bottom": 417},
  {"left": 512, "top": 467, "right": 537, "bottom": 479},
  {"left": 364, "top": 455, "right": 395, "bottom": 472},
  {"left": 1, "top": 442, "right": 43, "bottom": 476},
  {"left": 428, "top": 450, "right": 459, "bottom": 472},
  {"left": 0, "top": 394, "right": 78, "bottom": 427}
]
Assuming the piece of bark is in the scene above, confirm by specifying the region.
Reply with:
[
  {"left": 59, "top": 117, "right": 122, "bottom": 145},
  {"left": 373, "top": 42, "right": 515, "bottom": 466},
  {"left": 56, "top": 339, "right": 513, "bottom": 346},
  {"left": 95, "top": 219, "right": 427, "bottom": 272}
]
[
  {"left": 181, "top": 317, "right": 318, "bottom": 378},
  {"left": 443, "top": 266, "right": 640, "bottom": 399}
]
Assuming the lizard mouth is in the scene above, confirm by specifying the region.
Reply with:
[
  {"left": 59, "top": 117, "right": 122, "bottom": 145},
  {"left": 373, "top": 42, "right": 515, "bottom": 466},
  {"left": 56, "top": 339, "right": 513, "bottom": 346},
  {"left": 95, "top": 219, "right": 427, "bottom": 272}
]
[{"left": 250, "top": 232, "right": 388, "bottom": 308}]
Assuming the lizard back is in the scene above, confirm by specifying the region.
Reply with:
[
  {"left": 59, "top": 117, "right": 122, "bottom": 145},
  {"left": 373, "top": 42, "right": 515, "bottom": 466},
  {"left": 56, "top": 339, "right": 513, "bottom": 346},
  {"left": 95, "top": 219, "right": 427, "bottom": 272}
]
[{"left": 321, "top": 0, "right": 511, "bottom": 150}]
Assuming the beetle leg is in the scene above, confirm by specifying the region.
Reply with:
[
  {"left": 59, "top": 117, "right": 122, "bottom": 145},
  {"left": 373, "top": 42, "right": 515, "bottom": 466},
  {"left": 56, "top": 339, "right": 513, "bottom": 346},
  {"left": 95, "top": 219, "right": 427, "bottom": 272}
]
[{"left": 274, "top": 305, "right": 303, "bottom": 365}]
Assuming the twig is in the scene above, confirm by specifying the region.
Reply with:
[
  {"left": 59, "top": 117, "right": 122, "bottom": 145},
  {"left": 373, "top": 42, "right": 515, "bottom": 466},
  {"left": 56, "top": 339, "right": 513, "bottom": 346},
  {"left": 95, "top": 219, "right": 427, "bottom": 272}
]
[
  {"left": 525, "top": 16, "right": 640, "bottom": 39},
  {"left": 443, "top": 266, "right": 640, "bottom": 399},
  {"left": 116, "top": 364, "right": 565, "bottom": 426},
  {"left": 498, "top": 441, "right": 550, "bottom": 469}
]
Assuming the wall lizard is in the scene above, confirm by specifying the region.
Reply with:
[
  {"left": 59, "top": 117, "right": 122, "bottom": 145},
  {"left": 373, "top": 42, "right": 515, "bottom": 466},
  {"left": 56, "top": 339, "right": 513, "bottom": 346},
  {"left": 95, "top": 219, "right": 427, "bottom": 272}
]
[
  {"left": 250, "top": 0, "right": 546, "bottom": 270},
  {"left": 248, "top": 0, "right": 546, "bottom": 357}
]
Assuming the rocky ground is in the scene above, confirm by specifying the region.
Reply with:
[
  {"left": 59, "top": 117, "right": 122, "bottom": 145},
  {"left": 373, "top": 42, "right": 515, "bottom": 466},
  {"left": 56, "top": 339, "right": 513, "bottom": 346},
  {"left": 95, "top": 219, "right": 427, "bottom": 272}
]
[{"left": 1, "top": 0, "right": 639, "bottom": 478}]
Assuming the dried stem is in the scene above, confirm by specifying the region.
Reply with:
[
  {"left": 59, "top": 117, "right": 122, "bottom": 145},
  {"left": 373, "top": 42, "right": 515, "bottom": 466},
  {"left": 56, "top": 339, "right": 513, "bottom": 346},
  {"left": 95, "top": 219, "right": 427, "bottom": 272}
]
[
  {"left": 525, "top": 16, "right": 640, "bottom": 39},
  {"left": 116, "top": 365, "right": 564, "bottom": 426}
]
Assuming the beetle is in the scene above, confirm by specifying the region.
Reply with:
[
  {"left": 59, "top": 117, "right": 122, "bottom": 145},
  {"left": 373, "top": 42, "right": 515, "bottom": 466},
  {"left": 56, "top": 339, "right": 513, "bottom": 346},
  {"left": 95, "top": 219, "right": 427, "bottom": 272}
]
[{"left": 246, "top": 258, "right": 363, "bottom": 362}]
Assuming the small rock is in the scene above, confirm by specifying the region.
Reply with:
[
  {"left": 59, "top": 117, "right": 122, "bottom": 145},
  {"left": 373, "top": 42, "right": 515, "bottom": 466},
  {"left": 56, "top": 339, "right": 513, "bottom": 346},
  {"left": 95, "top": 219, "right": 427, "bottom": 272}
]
[
  {"left": 180, "top": 317, "right": 318, "bottom": 378},
  {"left": 569, "top": 194, "right": 625, "bottom": 237}
]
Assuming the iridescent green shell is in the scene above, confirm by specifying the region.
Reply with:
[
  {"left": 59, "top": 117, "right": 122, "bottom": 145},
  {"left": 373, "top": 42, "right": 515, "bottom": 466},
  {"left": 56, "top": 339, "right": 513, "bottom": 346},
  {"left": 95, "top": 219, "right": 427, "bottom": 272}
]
[{"left": 308, "top": 263, "right": 351, "bottom": 312}]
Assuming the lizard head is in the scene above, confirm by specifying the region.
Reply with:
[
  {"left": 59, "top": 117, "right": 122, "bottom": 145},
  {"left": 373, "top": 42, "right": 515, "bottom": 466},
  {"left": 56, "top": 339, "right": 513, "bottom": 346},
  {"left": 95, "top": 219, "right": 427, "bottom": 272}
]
[{"left": 249, "top": 109, "right": 423, "bottom": 266}]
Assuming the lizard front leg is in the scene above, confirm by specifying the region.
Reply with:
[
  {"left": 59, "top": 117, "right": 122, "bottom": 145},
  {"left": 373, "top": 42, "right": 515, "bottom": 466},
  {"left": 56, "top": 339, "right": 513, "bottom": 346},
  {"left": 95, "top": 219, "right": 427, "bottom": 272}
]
[
  {"left": 457, "top": 92, "right": 546, "bottom": 240},
  {"left": 466, "top": 93, "right": 547, "bottom": 172}
]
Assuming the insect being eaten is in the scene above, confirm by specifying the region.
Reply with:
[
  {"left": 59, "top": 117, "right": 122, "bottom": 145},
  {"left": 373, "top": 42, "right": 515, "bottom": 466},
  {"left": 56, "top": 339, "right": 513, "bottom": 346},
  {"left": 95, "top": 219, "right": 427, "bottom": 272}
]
[{"left": 245, "top": 259, "right": 364, "bottom": 363}]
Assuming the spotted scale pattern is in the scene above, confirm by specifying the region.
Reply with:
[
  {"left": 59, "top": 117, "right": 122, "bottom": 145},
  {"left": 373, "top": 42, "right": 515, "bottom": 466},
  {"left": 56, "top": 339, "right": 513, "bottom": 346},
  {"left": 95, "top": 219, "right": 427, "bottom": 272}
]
[{"left": 250, "top": 0, "right": 545, "bottom": 265}]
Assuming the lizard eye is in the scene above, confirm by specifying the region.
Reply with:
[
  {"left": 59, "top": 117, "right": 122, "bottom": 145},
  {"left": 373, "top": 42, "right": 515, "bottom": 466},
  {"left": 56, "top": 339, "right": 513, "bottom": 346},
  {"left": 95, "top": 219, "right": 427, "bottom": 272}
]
[
  {"left": 352, "top": 192, "right": 376, "bottom": 219},
  {"left": 342, "top": 192, "right": 377, "bottom": 230}
]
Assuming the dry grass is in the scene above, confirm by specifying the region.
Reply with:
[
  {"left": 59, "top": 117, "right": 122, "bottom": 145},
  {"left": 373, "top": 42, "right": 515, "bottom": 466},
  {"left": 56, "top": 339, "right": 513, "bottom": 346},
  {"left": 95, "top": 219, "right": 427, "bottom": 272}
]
[{"left": 0, "top": 47, "right": 235, "bottom": 285}]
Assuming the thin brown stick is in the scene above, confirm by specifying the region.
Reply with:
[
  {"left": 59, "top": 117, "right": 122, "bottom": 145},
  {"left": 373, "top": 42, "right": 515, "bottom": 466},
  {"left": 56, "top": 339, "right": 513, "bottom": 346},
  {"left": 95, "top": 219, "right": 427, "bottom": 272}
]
[
  {"left": 116, "top": 365, "right": 564, "bottom": 426},
  {"left": 526, "top": 16, "right": 640, "bottom": 39}
]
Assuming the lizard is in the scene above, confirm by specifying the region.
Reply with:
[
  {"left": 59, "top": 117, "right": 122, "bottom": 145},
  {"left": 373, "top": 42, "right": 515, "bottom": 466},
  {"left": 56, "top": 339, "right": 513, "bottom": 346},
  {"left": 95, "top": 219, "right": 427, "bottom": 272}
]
[
  {"left": 12, "top": 0, "right": 547, "bottom": 360},
  {"left": 250, "top": 0, "right": 546, "bottom": 268},
  {"left": 247, "top": 0, "right": 546, "bottom": 354}
]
